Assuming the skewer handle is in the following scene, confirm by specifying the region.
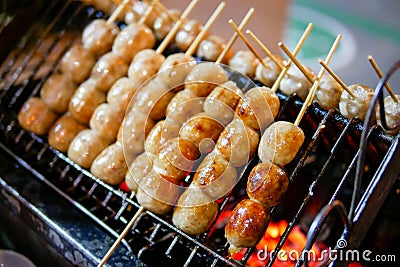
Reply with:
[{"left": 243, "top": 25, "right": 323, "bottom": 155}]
[
  {"left": 138, "top": 0, "right": 158, "bottom": 25},
  {"left": 185, "top": 1, "right": 226, "bottom": 56},
  {"left": 215, "top": 7, "right": 255, "bottom": 64},
  {"left": 368, "top": 55, "right": 398, "bottom": 103},
  {"left": 106, "top": 0, "right": 130, "bottom": 24},
  {"left": 97, "top": 206, "right": 145, "bottom": 267}
]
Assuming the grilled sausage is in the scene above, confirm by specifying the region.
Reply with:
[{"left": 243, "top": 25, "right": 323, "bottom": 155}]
[
  {"left": 338, "top": 83, "right": 374, "bottom": 121},
  {"left": 60, "top": 45, "right": 96, "bottom": 84},
  {"left": 228, "top": 50, "right": 258, "bottom": 79},
  {"left": 48, "top": 114, "right": 86, "bottom": 152},
  {"left": 82, "top": 19, "right": 119, "bottom": 57}
]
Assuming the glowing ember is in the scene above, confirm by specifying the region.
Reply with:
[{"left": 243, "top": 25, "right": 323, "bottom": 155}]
[{"left": 232, "top": 220, "right": 325, "bottom": 267}]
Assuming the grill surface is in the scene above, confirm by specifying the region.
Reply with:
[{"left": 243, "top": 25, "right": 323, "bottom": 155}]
[{"left": 0, "top": 1, "right": 399, "bottom": 267}]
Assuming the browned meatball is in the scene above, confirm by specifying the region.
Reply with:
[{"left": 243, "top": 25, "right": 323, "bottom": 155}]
[
  {"left": 90, "top": 143, "right": 127, "bottom": 185},
  {"left": 145, "top": 120, "right": 180, "bottom": 157},
  {"left": 203, "top": 81, "right": 242, "bottom": 125},
  {"left": 157, "top": 53, "right": 196, "bottom": 89},
  {"left": 228, "top": 50, "right": 258, "bottom": 79},
  {"left": 165, "top": 89, "right": 204, "bottom": 125},
  {"left": 279, "top": 65, "right": 315, "bottom": 100},
  {"left": 197, "top": 35, "right": 232, "bottom": 63},
  {"left": 82, "top": 19, "right": 119, "bottom": 57},
  {"left": 117, "top": 109, "right": 155, "bottom": 164},
  {"left": 179, "top": 113, "right": 224, "bottom": 151},
  {"left": 184, "top": 62, "right": 229, "bottom": 97},
  {"left": 106, "top": 77, "right": 140, "bottom": 111},
  {"left": 60, "top": 45, "right": 96, "bottom": 84},
  {"left": 225, "top": 199, "right": 270, "bottom": 251},
  {"left": 216, "top": 119, "right": 259, "bottom": 167},
  {"left": 136, "top": 169, "right": 180, "bottom": 215},
  {"left": 112, "top": 23, "right": 155, "bottom": 63},
  {"left": 124, "top": 0, "right": 158, "bottom": 27},
  {"left": 338, "top": 84, "right": 374, "bottom": 121},
  {"left": 315, "top": 72, "right": 343, "bottom": 110},
  {"left": 376, "top": 95, "right": 400, "bottom": 135},
  {"left": 90, "top": 52, "right": 128, "bottom": 92},
  {"left": 258, "top": 121, "right": 305, "bottom": 166},
  {"left": 67, "top": 129, "right": 109, "bottom": 169},
  {"left": 125, "top": 152, "right": 153, "bottom": 192},
  {"left": 192, "top": 150, "right": 237, "bottom": 199},
  {"left": 255, "top": 55, "right": 285, "bottom": 87},
  {"left": 235, "top": 86, "right": 280, "bottom": 131},
  {"left": 69, "top": 79, "right": 106, "bottom": 125},
  {"left": 18, "top": 97, "right": 58, "bottom": 135},
  {"left": 172, "top": 187, "right": 218, "bottom": 235},
  {"left": 153, "top": 137, "right": 199, "bottom": 184},
  {"left": 40, "top": 73, "right": 77, "bottom": 114},
  {"left": 48, "top": 114, "right": 86, "bottom": 152},
  {"left": 89, "top": 103, "right": 124, "bottom": 142},
  {"left": 128, "top": 49, "right": 165, "bottom": 83},
  {"left": 175, "top": 19, "right": 205, "bottom": 52},
  {"left": 247, "top": 162, "right": 288, "bottom": 207},
  {"left": 153, "top": 9, "right": 181, "bottom": 41}
]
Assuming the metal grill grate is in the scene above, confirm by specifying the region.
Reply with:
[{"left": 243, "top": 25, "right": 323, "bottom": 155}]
[{"left": 0, "top": 1, "right": 399, "bottom": 267}]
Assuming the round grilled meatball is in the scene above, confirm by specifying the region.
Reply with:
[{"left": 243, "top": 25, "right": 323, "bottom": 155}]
[
  {"left": 130, "top": 77, "right": 172, "bottom": 119},
  {"left": 165, "top": 89, "right": 203, "bottom": 122},
  {"left": 117, "top": 109, "right": 155, "bottom": 163},
  {"left": 18, "top": 97, "right": 58, "bottom": 135},
  {"left": 255, "top": 55, "right": 284, "bottom": 87},
  {"left": 175, "top": 19, "right": 205, "bottom": 52},
  {"left": 179, "top": 113, "right": 224, "bottom": 151},
  {"left": 91, "top": 0, "right": 117, "bottom": 17},
  {"left": 172, "top": 187, "right": 218, "bottom": 235},
  {"left": 69, "top": 78, "right": 106, "bottom": 125},
  {"left": 153, "top": 9, "right": 181, "bottom": 41},
  {"left": 60, "top": 44, "right": 96, "bottom": 84},
  {"left": 339, "top": 84, "right": 374, "bottom": 121},
  {"left": 82, "top": 19, "right": 119, "bottom": 57},
  {"left": 89, "top": 103, "right": 124, "bottom": 142},
  {"left": 153, "top": 137, "right": 199, "bottom": 184},
  {"left": 90, "top": 52, "right": 128, "bottom": 92},
  {"left": 125, "top": 152, "right": 154, "bottom": 192},
  {"left": 228, "top": 50, "right": 258, "bottom": 79},
  {"left": 376, "top": 95, "right": 400, "bottom": 135},
  {"left": 90, "top": 143, "right": 127, "bottom": 185},
  {"left": 128, "top": 49, "right": 165, "bottom": 83},
  {"left": 258, "top": 121, "right": 305, "bottom": 166},
  {"left": 112, "top": 23, "right": 155, "bottom": 63},
  {"left": 216, "top": 118, "right": 259, "bottom": 167},
  {"left": 40, "top": 73, "right": 77, "bottom": 114},
  {"left": 315, "top": 72, "right": 343, "bottom": 110},
  {"left": 235, "top": 86, "right": 280, "bottom": 131},
  {"left": 192, "top": 150, "right": 237, "bottom": 199},
  {"left": 136, "top": 169, "right": 180, "bottom": 215},
  {"left": 197, "top": 35, "right": 232, "bottom": 63},
  {"left": 48, "top": 114, "right": 86, "bottom": 152},
  {"left": 157, "top": 53, "right": 196, "bottom": 89},
  {"left": 204, "top": 81, "right": 242, "bottom": 125},
  {"left": 247, "top": 162, "right": 288, "bottom": 207},
  {"left": 184, "top": 62, "right": 229, "bottom": 97},
  {"left": 145, "top": 120, "right": 181, "bottom": 157},
  {"left": 107, "top": 77, "right": 140, "bottom": 111},
  {"left": 67, "top": 129, "right": 109, "bottom": 169},
  {"left": 225, "top": 199, "right": 270, "bottom": 251},
  {"left": 279, "top": 64, "right": 315, "bottom": 100}
]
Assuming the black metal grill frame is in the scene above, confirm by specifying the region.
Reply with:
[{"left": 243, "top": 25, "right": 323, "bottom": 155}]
[{"left": 1, "top": 1, "right": 399, "bottom": 267}]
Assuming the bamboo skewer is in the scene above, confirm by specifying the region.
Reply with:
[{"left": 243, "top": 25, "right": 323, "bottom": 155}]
[
  {"left": 295, "top": 34, "right": 342, "bottom": 126},
  {"left": 216, "top": 7, "right": 255, "bottom": 64},
  {"left": 185, "top": 2, "right": 226, "bottom": 56},
  {"left": 318, "top": 59, "right": 357, "bottom": 99},
  {"left": 228, "top": 19, "right": 269, "bottom": 69},
  {"left": 368, "top": 55, "right": 398, "bottom": 102},
  {"left": 278, "top": 41, "right": 315, "bottom": 84},
  {"left": 271, "top": 23, "right": 314, "bottom": 93},
  {"left": 138, "top": 0, "right": 158, "bottom": 25},
  {"left": 246, "top": 29, "right": 283, "bottom": 70},
  {"left": 156, "top": 0, "right": 200, "bottom": 54},
  {"left": 106, "top": 0, "right": 131, "bottom": 24}
]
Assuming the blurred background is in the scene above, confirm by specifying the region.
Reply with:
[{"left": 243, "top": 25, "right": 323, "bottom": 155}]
[{"left": 165, "top": 0, "right": 400, "bottom": 94}]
